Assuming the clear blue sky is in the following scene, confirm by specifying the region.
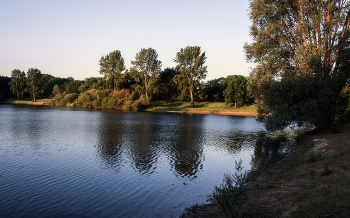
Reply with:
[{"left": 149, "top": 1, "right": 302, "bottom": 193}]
[{"left": 0, "top": 0, "right": 253, "bottom": 81}]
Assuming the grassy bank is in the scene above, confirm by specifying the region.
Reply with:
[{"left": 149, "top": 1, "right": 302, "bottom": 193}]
[
  {"left": 145, "top": 101, "right": 257, "bottom": 116},
  {"left": 3, "top": 98, "right": 51, "bottom": 105},
  {"left": 182, "top": 122, "right": 350, "bottom": 217},
  {"left": 3, "top": 99, "right": 257, "bottom": 116}
]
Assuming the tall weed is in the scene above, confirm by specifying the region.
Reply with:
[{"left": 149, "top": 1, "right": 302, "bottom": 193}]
[{"left": 213, "top": 159, "right": 248, "bottom": 218}]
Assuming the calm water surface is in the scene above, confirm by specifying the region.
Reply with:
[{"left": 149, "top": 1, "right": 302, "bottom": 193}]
[{"left": 0, "top": 104, "right": 268, "bottom": 217}]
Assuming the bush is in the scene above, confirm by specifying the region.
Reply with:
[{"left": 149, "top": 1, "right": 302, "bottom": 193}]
[
  {"left": 132, "top": 95, "right": 149, "bottom": 111},
  {"left": 213, "top": 159, "right": 248, "bottom": 218},
  {"left": 64, "top": 93, "right": 78, "bottom": 103}
]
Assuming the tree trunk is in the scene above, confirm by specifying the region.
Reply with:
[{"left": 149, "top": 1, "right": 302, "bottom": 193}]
[
  {"left": 190, "top": 90, "right": 194, "bottom": 107},
  {"left": 33, "top": 85, "right": 36, "bottom": 102},
  {"left": 235, "top": 101, "right": 237, "bottom": 108}
]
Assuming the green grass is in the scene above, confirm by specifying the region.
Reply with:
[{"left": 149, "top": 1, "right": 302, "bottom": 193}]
[{"left": 145, "top": 101, "right": 256, "bottom": 114}]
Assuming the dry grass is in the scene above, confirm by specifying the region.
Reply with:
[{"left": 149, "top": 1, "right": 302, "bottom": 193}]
[{"left": 4, "top": 98, "right": 51, "bottom": 105}]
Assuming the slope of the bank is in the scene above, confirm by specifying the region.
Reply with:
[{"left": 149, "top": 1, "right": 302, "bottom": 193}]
[{"left": 182, "top": 122, "right": 350, "bottom": 218}]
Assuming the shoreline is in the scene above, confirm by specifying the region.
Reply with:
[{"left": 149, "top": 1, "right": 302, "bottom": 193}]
[
  {"left": 182, "top": 122, "right": 350, "bottom": 217},
  {"left": 4, "top": 99, "right": 257, "bottom": 117},
  {"left": 151, "top": 109, "right": 256, "bottom": 116}
]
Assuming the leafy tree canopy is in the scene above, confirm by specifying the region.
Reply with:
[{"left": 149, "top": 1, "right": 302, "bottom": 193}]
[
  {"left": 223, "top": 75, "right": 247, "bottom": 108},
  {"left": 26, "top": 68, "right": 42, "bottom": 101},
  {"left": 245, "top": 0, "right": 350, "bottom": 132},
  {"left": 9, "top": 69, "right": 26, "bottom": 99},
  {"left": 99, "top": 50, "right": 126, "bottom": 91},
  {"left": 130, "top": 48, "right": 162, "bottom": 100},
  {"left": 174, "top": 46, "right": 207, "bottom": 107}
]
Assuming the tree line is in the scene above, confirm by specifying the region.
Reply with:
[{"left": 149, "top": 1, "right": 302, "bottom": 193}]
[
  {"left": 1, "top": 46, "right": 250, "bottom": 110},
  {"left": 4, "top": 0, "right": 350, "bottom": 133}
]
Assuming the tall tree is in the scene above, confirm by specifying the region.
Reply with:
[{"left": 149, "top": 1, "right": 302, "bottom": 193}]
[
  {"left": 223, "top": 75, "right": 247, "bottom": 108},
  {"left": 99, "top": 50, "right": 126, "bottom": 91},
  {"left": 245, "top": 0, "right": 350, "bottom": 132},
  {"left": 26, "top": 68, "right": 42, "bottom": 101},
  {"left": 130, "top": 48, "right": 162, "bottom": 100},
  {"left": 9, "top": 69, "right": 26, "bottom": 99},
  {"left": 174, "top": 46, "right": 207, "bottom": 107}
]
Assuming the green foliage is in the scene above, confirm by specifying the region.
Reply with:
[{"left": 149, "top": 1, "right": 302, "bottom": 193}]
[
  {"left": 53, "top": 85, "right": 60, "bottom": 96},
  {"left": 0, "top": 76, "right": 13, "bottom": 99},
  {"left": 204, "top": 77, "right": 225, "bottom": 102},
  {"left": 223, "top": 75, "right": 247, "bottom": 107},
  {"left": 9, "top": 69, "right": 26, "bottom": 99},
  {"left": 334, "top": 84, "right": 350, "bottom": 121},
  {"left": 213, "top": 159, "right": 248, "bottom": 218},
  {"left": 174, "top": 46, "right": 207, "bottom": 107},
  {"left": 152, "top": 68, "right": 180, "bottom": 101},
  {"left": 72, "top": 88, "right": 147, "bottom": 111},
  {"left": 245, "top": 0, "right": 350, "bottom": 132},
  {"left": 79, "top": 77, "right": 109, "bottom": 93},
  {"left": 26, "top": 68, "right": 43, "bottom": 101},
  {"left": 99, "top": 50, "right": 126, "bottom": 91},
  {"left": 130, "top": 48, "right": 162, "bottom": 100}
]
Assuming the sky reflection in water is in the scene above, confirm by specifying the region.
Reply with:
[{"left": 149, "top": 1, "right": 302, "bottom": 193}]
[{"left": 0, "top": 104, "right": 290, "bottom": 217}]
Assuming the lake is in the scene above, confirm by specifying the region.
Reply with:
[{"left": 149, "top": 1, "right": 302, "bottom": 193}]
[{"left": 0, "top": 104, "right": 273, "bottom": 217}]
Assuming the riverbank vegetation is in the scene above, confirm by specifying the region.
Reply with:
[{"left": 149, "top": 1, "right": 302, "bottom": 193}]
[{"left": 0, "top": 46, "right": 253, "bottom": 111}]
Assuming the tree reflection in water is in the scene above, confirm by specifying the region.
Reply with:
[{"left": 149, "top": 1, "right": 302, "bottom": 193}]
[
  {"left": 250, "top": 133, "right": 294, "bottom": 171},
  {"left": 167, "top": 114, "right": 204, "bottom": 180},
  {"left": 95, "top": 112, "right": 293, "bottom": 180}
]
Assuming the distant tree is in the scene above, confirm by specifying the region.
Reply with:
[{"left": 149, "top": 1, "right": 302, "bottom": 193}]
[
  {"left": 9, "top": 69, "right": 26, "bottom": 99},
  {"left": 26, "top": 68, "right": 42, "bottom": 101},
  {"left": 64, "top": 80, "right": 82, "bottom": 94},
  {"left": 53, "top": 85, "right": 60, "bottom": 96},
  {"left": 174, "top": 46, "right": 207, "bottom": 107},
  {"left": 153, "top": 67, "right": 180, "bottom": 101},
  {"left": 130, "top": 48, "right": 162, "bottom": 100},
  {"left": 245, "top": 0, "right": 350, "bottom": 132},
  {"left": 40, "top": 74, "right": 58, "bottom": 98},
  {"left": 99, "top": 50, "right": 126, "bottom": 91},
  {"left": 0, "top": 76, "right": 13, "bottom": 100},
  {"left": 79, "top": 77, "right": 109, "bottom": 93},
  {"left": 204, "top": 77, "right": 225, "bottom": 102},
  {"left": 223, "top": 75, "right": 247, "bottom": 108}
]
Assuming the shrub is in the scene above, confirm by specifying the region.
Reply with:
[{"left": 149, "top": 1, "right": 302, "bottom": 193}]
[
  {"left": 132, "top": 95, "right": 149, "bottom": 111},
  {"left": 213, "top": 159, "right": 248, "bottom": 218},
  {"left": 64, "top": 93, "right": 78, "bottom": 103}
]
